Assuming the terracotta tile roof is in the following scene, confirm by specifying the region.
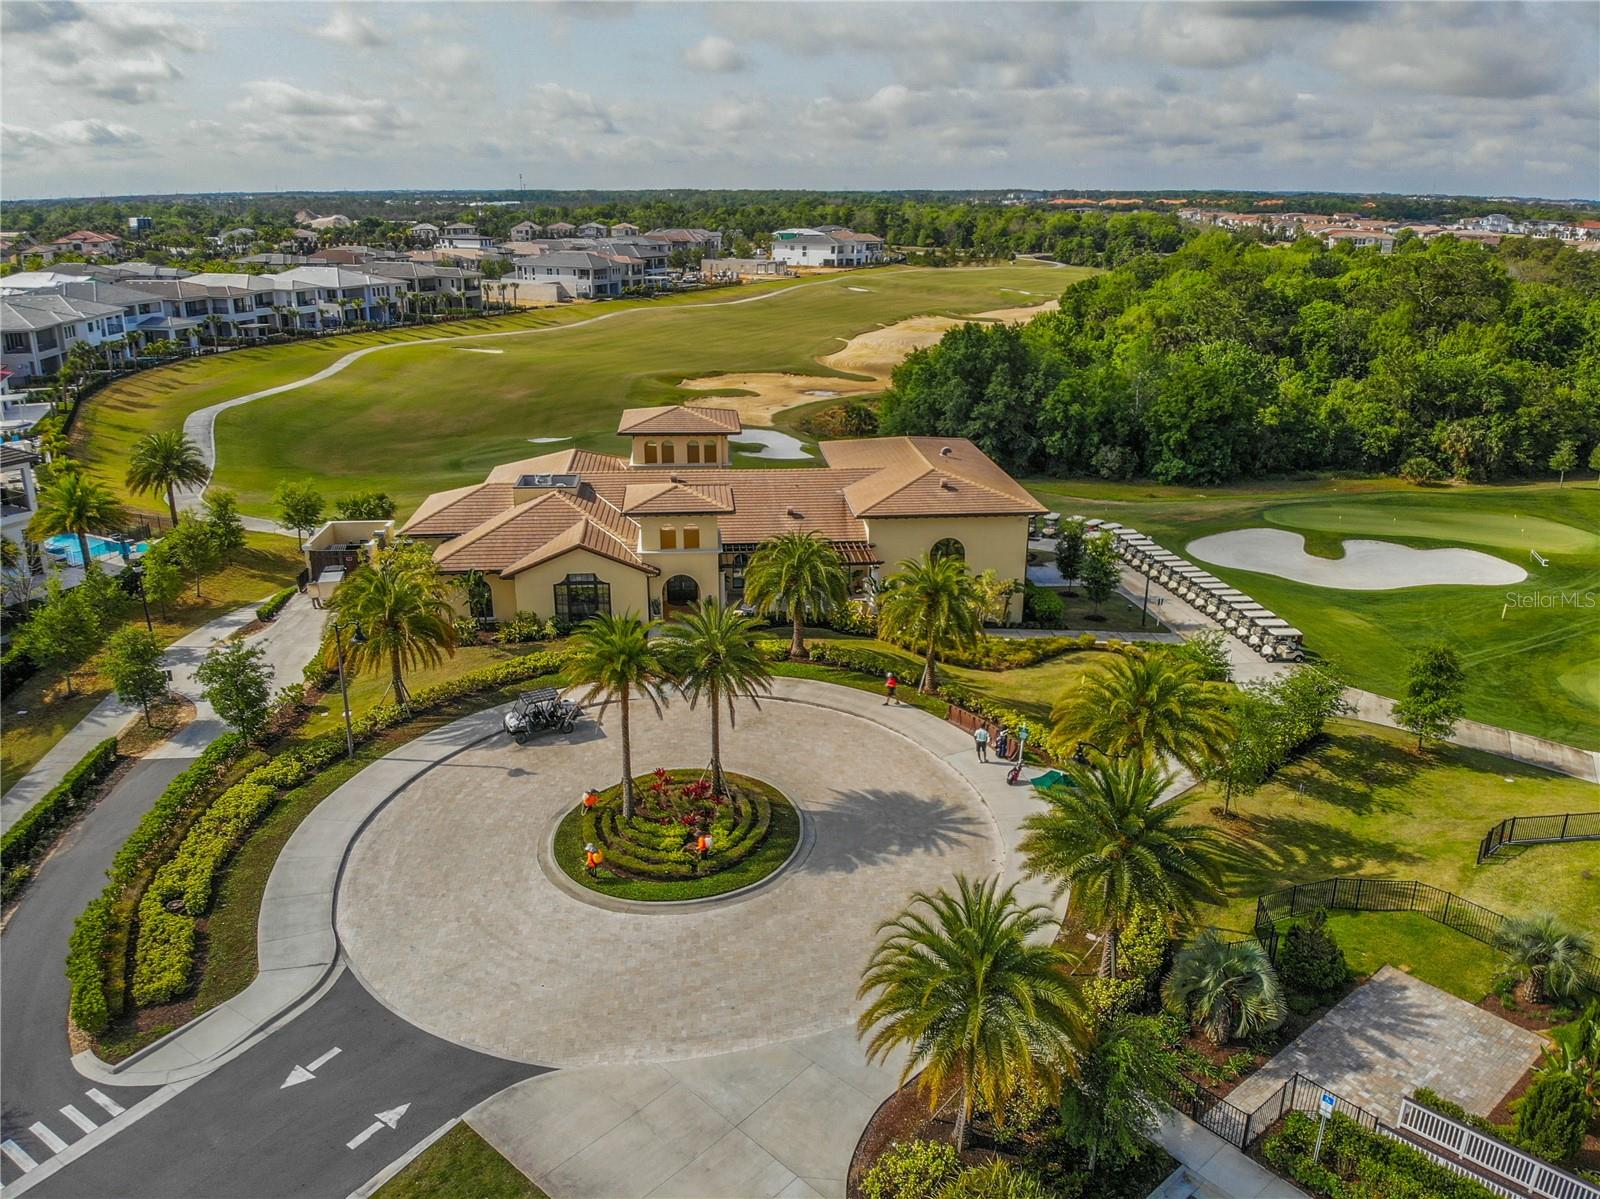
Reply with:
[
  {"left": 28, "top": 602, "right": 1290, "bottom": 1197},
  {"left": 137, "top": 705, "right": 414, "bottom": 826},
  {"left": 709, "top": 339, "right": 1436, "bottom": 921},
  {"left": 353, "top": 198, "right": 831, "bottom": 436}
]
[
  {"left": 402, "top": 483, "right": 515, "bottom": 536},
  {"left": 484, "top": 448, "right": 627, "bottom": 482},
  {"left": 502, "top": 517, "right": 658, "bottom": 577},
  {"left": 584, "top": 469, "right": 871, "bottom": 542},
  {"left": 620, "top": 481, "right": 735, "bottom": 514},
  {"left": 615, "top": 405, "right": 742, "bottom": 436},
  {"left": 820, "top": 437, "right": 1044, "bottom": 517},
  {"left": 432, "top": 492, "right": 650, "bottom": 575}
]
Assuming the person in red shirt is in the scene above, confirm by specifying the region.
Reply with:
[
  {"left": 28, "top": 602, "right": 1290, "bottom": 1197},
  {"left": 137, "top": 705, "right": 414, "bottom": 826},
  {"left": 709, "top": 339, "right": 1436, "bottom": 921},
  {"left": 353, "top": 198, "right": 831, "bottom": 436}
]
[{"left": 884, "top": 671, "right": 899, "bottom": 706}]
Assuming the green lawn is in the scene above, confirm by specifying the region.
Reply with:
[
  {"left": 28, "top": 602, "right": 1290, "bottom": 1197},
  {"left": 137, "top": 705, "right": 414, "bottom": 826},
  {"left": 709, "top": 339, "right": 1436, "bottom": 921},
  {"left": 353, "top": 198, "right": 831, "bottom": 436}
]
[
  {"left": 1027, "top": 477, "right": 1600, "bottom": 748},
  {"left": 1320, "top": 911, "right": 1503, "bottom": 1003},
  {"left": 76, "top": 263, "right": 1086, "bottom": 519},
  {"left": 374, "top": 1123, "right": 545, "bottom": 1199},
  {"left": 1183, "top": 719, "right": 1600, "bottom": 937}
]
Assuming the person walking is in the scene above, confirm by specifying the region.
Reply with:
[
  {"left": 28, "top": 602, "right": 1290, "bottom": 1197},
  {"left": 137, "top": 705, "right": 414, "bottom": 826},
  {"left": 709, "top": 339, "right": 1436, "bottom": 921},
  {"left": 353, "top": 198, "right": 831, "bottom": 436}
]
[
  {"left": 974, "top": 725, "right": 990, "bottom": 762},
  {"left": 884, "top": 670, "right": 899, "bottom": 705}
]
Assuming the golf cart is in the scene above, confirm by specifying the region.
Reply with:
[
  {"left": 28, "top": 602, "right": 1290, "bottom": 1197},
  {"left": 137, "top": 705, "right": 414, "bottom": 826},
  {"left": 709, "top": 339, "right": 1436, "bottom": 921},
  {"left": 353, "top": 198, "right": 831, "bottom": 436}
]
[{"left": 503, "top": 687, "right": 583, "bottom": 743}]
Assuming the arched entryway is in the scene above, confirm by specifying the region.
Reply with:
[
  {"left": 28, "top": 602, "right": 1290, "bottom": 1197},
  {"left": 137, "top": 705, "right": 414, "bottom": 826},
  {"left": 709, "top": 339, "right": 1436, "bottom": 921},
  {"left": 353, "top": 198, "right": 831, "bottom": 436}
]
[
  {"left": 931, "top": 537, "right": 965, "bottom": 562},
  {"left": 664, "top": 574, "right": 700, "bottom": 608}
]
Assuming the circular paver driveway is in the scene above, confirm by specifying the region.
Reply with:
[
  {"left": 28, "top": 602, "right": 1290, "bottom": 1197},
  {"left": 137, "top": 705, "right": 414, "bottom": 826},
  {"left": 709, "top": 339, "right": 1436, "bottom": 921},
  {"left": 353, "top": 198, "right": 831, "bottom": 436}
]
[{"left": 337, "top": 697, "right": 1002, "bottom": 1067}]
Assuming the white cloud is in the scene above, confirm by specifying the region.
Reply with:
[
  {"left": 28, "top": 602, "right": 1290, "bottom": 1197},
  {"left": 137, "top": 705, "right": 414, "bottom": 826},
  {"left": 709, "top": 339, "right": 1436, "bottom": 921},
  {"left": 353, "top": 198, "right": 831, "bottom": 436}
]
[
  {"left": 84, "top": 53, "right": 183, "bottom": 104},
  {"left": 313, "top": 8, "right": 389, "bottom": 49},
  {"left": 683, "top": 35, "right": 747, "bottom": 73},
  {"left": 522, "top": 82, "right": 619, "bottom": 134},
  {"left": 50, "top": 118, "right": 145, "bottom": 147}
]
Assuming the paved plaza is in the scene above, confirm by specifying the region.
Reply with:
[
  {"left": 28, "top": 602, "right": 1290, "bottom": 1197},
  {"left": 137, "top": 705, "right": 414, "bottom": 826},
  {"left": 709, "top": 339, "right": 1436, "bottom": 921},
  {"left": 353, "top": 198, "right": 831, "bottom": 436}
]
[
  {"left": 337, "top": 690, "right": 1004, "bottom": 1067},
  {"left": 1226, "top": 966, "right": 1546, "bottom": 1122}
]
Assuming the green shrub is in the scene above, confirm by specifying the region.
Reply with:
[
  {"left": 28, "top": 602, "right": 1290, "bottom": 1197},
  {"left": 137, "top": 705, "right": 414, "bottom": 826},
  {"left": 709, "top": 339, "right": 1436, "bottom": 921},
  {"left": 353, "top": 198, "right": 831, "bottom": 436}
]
[
  {"left": 66, "top": 897, "right": 114, "bottom": 1034},
  {"left": 1023, "top": 580, "right": 1066, "bottom": 627},
  {"left": 2, "top": 737, "right": 118, "bottom": 879},
  {"left": 1262, "top": 1109, "right": 1498, "bottom": 1199},
  {"left": 1278, "top": 909, "right": 1349, "bottom": 1002},
  {"left": 1, "top": 641, "right": 38, "bottom": 691},
  {"left": 937, "top": 1160, "right": 1053, "bottom": 1199},
  {"left": 131, "top": 907, "right": 198, "bottom": 1007},
  {"left": 255, "top": 586, "right": 296, "bottom": 622},
  {"left": 494, "top": 610, "right": 549, "bottom": 644},
  {"left": 108, "top": 734, "right": 246, "bottom": 888},
  {"left": 860, "top": 1139, "right": 960, "bottom": 1199},
  {"left": 1513, "top": 1073, "right": 1589, "bottom": 1164}
]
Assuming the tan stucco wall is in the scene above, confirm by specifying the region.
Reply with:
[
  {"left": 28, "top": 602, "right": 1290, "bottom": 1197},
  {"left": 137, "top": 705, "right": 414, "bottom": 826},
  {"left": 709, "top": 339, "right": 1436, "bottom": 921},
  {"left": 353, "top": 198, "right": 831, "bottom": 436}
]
[
  {"left": 482, "top": 549, "right": 653, "bottom": 620},
  {"left": 633, "top": 514, "right": 719, "bottom": 554},
  {"left": 639, "top": 548, "right": 722, "bottom": 611},
  {"left": 629, "top": 434, "right": 729, "bottom": 467},
  {"left": 864, "top": 514, "right": 1031, "bottom": 623}
]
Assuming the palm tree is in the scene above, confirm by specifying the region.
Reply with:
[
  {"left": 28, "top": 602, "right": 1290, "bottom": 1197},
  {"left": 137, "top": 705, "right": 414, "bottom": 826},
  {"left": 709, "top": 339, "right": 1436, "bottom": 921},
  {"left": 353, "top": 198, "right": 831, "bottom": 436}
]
[
  {"left": 877, "top": 552, "right": 982, "bottom": 693},
  {"left": 858, "top": 875, "right": 1086, "bottom": 1152},
  {"left": 660, "top": 600, "right": 772, "bottom": 798},
  {"left": 28, "top": 470, "right": 127, "bottom": 573},
  {"left": 1018, "top": 759, "right": 1222, "bottom": 977},
  {"left": 1051, "top": 652, "right": 1234, "bottom": 772},
  {"left": 1497, "top": 914, "right": 1595, "bottom": 1004},
  {"left": 567, "top": 612, "right": 672, "bottom": 819},
  {"left": 744, "top": 531, "right": 849, "bottom": 661},
  {"left": 126, "top": 429, "right": 211, "bottom": 524},
  {"left": 1162, "top": 930, "right": 1285, "bottom": 1047},
  {"left": 329, "top": 549, "right": 457, "bottom": 705}
]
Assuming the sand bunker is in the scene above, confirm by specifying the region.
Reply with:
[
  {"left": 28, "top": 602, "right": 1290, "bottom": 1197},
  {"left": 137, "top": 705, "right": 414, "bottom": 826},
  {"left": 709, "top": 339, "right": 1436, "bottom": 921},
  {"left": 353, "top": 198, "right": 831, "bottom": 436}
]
[
  {"left": 681, "top": 299, "right": 1059, "bottom": 424},
  {"left": 458, "top": 347, "right": 504, "bottom": 354},
  {"left": 1188, "top": 528, "right": 1527, "bottom": 590}
]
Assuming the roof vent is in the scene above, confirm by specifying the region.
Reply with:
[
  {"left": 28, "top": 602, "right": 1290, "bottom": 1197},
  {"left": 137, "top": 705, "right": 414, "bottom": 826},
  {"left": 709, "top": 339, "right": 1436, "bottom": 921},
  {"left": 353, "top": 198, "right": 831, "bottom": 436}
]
[
  {"left": 940, "top": 479, "right": 957, "bottom": 491},
  {"left": 787, "top": 507, "right": 804, "bottom": 519},
  {"left": 939, "top": 446, "right": 954, "bottom": 457},
  {"left": 669, "top": 475, "right": 684, "bottom": 484}
]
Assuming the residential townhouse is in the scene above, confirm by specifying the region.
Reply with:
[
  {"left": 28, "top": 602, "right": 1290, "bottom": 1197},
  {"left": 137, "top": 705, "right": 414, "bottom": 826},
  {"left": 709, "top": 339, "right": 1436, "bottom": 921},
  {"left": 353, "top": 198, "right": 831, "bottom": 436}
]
[
  {"left": 1322, "top": 229, "right": 1396, "bottom": 254},
  {"left": 513, "top": 250, "right": 626, "bottom": 298},
  {"left": 545, "top": 222, "right": 577, "bottom": 237},
  {"left": 44, "top": 230, "right": 123, "bottom": 260},
  {"left": 363, "top": 261, "right": 484, "bottom": 308},
  {"left": 768, "top": 227, "right": 884, "bottom": 267},
  {"left": 1, "top": 293, "right": 133, "bottom": 380},
  {"left": 408, "top": 223, "right": 441, "bottom": 243},
  {"left": 643, "top": 227, "right": 724, "bottom": 256},
  {"left": 508, "top": 221, "right": 543, "bottom": 241},
  {"left": 440, "top": 223, "right": 495, "bottom": 250}
]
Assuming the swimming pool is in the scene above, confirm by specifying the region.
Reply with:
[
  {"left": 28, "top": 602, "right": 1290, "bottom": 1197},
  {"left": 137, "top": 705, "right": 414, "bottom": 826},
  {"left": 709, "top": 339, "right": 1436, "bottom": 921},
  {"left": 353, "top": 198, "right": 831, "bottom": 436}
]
[{"left": 42, "top": 534, "right": 149, "bottom": 566}]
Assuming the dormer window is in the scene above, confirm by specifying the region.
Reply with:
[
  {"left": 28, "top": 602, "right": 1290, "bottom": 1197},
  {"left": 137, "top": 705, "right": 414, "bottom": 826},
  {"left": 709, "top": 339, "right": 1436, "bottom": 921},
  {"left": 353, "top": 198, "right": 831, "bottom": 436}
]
[
  {"left": 682, "top": 525, "right": 700, "bottom": 550},
  {"left": 660, "top": 525, "right": 677, "bottom": 550},
  {"left": 643, "top": 440, "right": 659, "bottom": 465}
]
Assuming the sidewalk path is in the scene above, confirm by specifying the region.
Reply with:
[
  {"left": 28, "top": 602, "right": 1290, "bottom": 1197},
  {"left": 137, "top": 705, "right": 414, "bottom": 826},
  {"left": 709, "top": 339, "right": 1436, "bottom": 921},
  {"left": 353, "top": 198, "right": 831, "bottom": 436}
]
[{"left": 1150, "top": 1112, "right": 1310, "bottom": 1199}]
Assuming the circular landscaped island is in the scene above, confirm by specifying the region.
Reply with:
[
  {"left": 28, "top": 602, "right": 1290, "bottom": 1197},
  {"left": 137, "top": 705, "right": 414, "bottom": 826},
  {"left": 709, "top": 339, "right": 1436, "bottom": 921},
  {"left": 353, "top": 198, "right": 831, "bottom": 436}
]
[{"left": 553, "top": 768, "right": 801, "bottom": 902}]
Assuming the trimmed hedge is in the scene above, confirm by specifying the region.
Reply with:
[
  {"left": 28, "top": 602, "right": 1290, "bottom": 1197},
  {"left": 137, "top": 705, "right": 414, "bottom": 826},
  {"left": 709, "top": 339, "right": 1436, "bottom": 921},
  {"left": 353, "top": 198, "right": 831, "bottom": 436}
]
[
  {"left": 579, "top": 771, "right": 778, "bottom": 880},
  {"left": 1262, "top": 1110, "right": 1498, "bottom": 1199},
  {"left": 66, "top": 897, "right": 115, "bottom": 1034},
  {"left": 2, "top": 737, "right": 119, "bottom": 893},
  {"left": 255, "top": 586, "right": 296, "bottom": 622}
]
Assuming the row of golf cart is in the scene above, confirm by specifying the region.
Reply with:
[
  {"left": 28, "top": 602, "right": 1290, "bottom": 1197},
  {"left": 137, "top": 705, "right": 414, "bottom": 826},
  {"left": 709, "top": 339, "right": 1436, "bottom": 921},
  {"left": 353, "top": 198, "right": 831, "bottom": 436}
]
[{"left": 1084, "top": 519, "right": 1306, "bottom": 662}]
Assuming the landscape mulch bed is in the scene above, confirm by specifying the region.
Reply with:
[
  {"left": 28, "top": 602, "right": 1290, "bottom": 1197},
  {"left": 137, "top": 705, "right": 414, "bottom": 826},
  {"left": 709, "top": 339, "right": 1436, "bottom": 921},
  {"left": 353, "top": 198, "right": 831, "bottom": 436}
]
[{"left": 1476, "top": 992, "right": 1572, "bottom": 1033}]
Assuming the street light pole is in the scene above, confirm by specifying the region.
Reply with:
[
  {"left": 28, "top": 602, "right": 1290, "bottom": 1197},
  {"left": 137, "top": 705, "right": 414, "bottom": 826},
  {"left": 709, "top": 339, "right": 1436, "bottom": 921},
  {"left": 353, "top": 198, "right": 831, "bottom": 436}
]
[
  {"left": 333, "top": 621, "right": 355, "bottom": 760},
  {"left": 1139, "top": 570, "right": 1152, "bottom": 629}
]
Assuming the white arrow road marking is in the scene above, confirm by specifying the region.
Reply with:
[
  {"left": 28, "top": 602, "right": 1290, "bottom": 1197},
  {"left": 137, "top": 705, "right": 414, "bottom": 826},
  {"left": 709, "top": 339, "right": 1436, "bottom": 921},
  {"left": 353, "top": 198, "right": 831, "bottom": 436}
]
[
  {"left": 2, "top": 1139, "right": 39, "bottom": 1173},
  {"left": 282, "top": 1046, "right": 342, "bottom": 1088},
  {"left": 346, "top": 1103, "right": 410, "bottom": 1150},
  {"left": 28, "top": 1123, "right": 68, "bottom": 1154},
  {"left": 86, "top": 1089, "right": 126, "bottom": 1118},
  {"left": 60, "top": 1106, "right": 98, "bottom": 1134}
]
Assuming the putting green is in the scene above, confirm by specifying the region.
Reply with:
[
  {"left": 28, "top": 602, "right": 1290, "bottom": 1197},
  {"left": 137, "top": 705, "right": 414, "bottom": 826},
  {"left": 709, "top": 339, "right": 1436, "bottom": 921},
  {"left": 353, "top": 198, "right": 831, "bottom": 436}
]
[{"left": 1264, "top": 501, "right": 1598, "bottom": 556}]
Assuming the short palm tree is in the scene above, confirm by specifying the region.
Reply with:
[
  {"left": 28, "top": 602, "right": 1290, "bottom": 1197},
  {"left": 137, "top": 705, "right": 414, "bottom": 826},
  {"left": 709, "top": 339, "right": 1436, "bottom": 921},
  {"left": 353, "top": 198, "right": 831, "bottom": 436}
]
[
  {"left": 877, "top": 552, "right": 982, "bottom": 693},
  {"left": 126, "top": 429, "right": 212, "bottom": 524},
  {"left": 660, "top": 600, "right": 772, "bottom": 798},
  {"left": 744, "top": 531, "right": 850, "bottom": 660},
  {"left": 1162, "top": 930, "right": 1285, "bottom": 1047},
  {"left": 858, "top": 875, "right": 1086, "bottom": 1152},
  {"left": 1497, "top": 914, "right": 1594, "bottom": 1004},
  {"left": 567, "top": 612, "right": 672, "bottom": 819},
  {"left": 28, "top": 470, "right": 127, "bottom": 573},
  {"left": 1051, "top": 652, "right": 1234, "bottom": 772},
  {"left": 1018, "top": 758, "right": 1222, "bottom": 977},
  {"left": 329, "top": 550, "right": 457, "bottom": 705}
]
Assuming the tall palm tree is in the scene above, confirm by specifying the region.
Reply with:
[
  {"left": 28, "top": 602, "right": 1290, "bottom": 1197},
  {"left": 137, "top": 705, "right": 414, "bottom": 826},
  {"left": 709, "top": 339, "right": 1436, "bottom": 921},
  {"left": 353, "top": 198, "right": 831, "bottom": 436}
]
[
  {"left": 28, "top": 470, "right": 127, "bottom": 573},
  {"left": 126, "top": 429, "right": 211, "bottom": 524},
  {"left": 1497, "top": 914, "right": 1594, "bottom": 1004},
  {"left": 858, "top": 874, "right": 1086, "bottom": 1152},
  {"left": 660, "top": 600, "right": 771, "bottom": 798},
  {"left": 567, "top": 612, "right": 672, "bottom": 819},
  {"left": 1051, "top": 652, "right": 1234, "bottom": 772},
  {"left": 877, "top": 552, "right": 982, "bottom": 693},
  {"left": 744, "top": 531, "right": 850, "bottom": 661},
  {"left": 1018, "top": 759, "right": 1222, "bottom": 977},
  {"left": 329, "top": 549, "right": 457, "bottom": 705},
  {"left": 1162, "top": 930, "right": 1285, "bottom": 1047}
]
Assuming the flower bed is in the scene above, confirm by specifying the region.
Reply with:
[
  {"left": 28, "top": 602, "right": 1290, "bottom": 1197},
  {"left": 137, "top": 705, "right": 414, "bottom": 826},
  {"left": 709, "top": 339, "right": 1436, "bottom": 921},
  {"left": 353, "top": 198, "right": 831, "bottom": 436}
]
[
  {"left": 1261, "top": 1109, "right": 1500, "bottom": 1199},
  {"left": 554, "top": 769, "right": 799, "bottom": 902}
]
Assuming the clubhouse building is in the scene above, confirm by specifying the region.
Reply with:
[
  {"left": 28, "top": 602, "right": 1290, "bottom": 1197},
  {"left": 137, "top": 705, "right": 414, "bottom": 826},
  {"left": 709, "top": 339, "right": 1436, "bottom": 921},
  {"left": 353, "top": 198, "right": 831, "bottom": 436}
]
[{"left": 310, "top": 406, "right": 1041, "bottom": 624}]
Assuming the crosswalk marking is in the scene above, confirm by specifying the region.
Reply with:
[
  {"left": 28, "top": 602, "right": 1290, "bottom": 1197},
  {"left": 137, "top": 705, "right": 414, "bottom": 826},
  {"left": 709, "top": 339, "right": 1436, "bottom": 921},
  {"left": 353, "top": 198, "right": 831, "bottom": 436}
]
[
  {"left": 61, "top": 1104, "right": 98, "bottom": 1134},
  {"left": 87, "top": 1088, "right": 126, "bottom": 1118},
  {"left": 28, "top": 1122, "right": 68, "bottom": 1153},
  {"left": 2, "top": 1139, "right": 39, "bottom": 1173}
]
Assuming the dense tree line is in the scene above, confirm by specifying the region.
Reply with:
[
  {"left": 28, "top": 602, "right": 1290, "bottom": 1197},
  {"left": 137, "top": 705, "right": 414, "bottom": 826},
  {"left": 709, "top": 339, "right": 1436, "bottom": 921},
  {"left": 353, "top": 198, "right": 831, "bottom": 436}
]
[{"left": 879, "top": 232, "right": 1600, "bottom": 484}]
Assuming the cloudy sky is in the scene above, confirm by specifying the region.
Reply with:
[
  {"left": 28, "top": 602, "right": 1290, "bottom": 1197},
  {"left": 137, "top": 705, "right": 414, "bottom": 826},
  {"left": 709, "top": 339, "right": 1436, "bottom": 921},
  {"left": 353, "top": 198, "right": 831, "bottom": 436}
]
[{"left": 3, "top": 1, "right": 1597, "bottom": 201}]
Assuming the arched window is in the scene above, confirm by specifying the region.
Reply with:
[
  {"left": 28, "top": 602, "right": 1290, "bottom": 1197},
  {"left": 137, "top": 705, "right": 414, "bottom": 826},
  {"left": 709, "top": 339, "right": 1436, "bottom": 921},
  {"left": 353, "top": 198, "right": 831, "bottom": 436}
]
[
  {"left": 665, "top": 575, "right": 699, "bottom": 605},
  {"left": 660, "top": 525, "right": 677, "bottom": 550},
  {"left": 931, "top": 538, "right": 965, "bottom": 562},
  {"left": 686, "top": 441, "right": 702, "bottom": 464},
  {"left": 661, "top": 440, "right": 676, "bottom": 464},
  {"left": 643, "top": 440, "right": 659, "bottom": 465},
  {"left": 682, "top": 525, "right": 700, "bottom": 550},
  {"left": 704, "top": 439, "right": 719, "bottom": 464}
]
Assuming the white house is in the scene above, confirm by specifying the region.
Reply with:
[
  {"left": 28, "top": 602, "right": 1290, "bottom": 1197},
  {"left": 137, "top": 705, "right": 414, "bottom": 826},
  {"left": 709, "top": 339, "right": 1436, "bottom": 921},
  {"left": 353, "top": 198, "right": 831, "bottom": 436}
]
[
  {"left": 408, "top": 222, "right": 441, "bottom": 243},
  {"left": 439, "top": 223, "right": 495, "bottom": 251},
  {"left": 513, "top": 250, "right": 625, "bottom": 298},
  {"left": 508, "top": 221, "right": 543, "bottom": 241},
  {"left": 1, "top": 293, "right": 132, "bottom": 379},
  {"left": 768, "top": 227, "right": 884, "bottom": 267},
  {"left": 1322, "top": 229, "right": 1395, "bottom": 254}
]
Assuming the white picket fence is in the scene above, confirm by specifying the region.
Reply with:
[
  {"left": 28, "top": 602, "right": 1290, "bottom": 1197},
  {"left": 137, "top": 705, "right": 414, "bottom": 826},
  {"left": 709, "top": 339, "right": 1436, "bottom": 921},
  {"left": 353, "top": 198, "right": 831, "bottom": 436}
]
[{"left": 1393, "top": 1097, "right": 1600, "bottom": 1199}]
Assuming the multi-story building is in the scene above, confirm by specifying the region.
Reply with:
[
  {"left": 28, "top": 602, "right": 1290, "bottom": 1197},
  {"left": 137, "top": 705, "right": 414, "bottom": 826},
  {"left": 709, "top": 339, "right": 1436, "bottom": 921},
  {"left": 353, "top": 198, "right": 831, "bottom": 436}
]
[
  {"left": 439, "top": 223, "right": 494, "bottom": 250},
  {"left": 363, "top": 262, "right": 484, "bottom": 308},
  {"left": 512, "top": 250, "right": 626, "bottom": 298},
  {"left": 1, "top": 293, "right": 131, "bottom": 379},
  {"left": 643, "top": 227, "right": 724, "bottom": 257},
  {"left": 768, "top": 227, "right": 885, "bottom": 267}
]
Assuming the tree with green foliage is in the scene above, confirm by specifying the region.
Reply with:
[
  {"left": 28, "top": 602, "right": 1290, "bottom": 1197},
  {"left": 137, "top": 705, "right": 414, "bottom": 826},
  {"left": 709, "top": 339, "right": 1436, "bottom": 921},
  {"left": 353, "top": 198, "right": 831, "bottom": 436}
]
[
  {"left": 1078, "top": 531, "right": 1120, "bottom": 617},
  {"left": 1538, "top": 1002, "right": 1600, "bottom": 1109},
  {"left": 1513, "top": 1073, "right": 1590, "bottom": 1164},
  {"left": 1496, "top": 914, "right": 1594, "bottom": 1005},
  {"left": 1163, "top": 930, "right": 1285, "bottom": 1047},
  {"left": 28, "top": 470, "right": 127, "bottom": 576},
  {"left": 202, "top": 488, "right": 247, "bottom": 562},
  {"left": 139, "top": 547, "right": 184, "bottom": 617},
  {"left": 1058, "top": 1014, "right": 1183, "bottom": 1173},
  {"left": 15, "top": 571, "right": 103, "bottom": 695},
  {"left": 1392, "top": 641, "right": 1467, "bottom": 749},
  {"left": 1277, "top": 909, "right": 1350, "bottom": 1003},
  {"left": 103, "top": 626, "right": 167, "bottom": 722},
  {"left": 743, "top": 530, "right": 849, "bottom": 660},
  {"left": 1206, "top": 685, "right": 1281, "bottom": 816},
  {"left": 566, "top": 612, "right": 671, "bottom": 819},
  {"left": 335, "top": 491, "right": 397, "bottom": 520},
  {"left": 1051, "top": 652, "right": 1234, "bottom": 772},
  {"left": 328, "top": 547, "right": 457, "bottom": 705},
  {"left": 1020, "top": 759, "right": 1222, "bottom": 977},
  {"left": 877, "top": 552, "right": 982, "bottom": 693},
  {"left": 1549, "top": 439, "right": 1578, "bottom": 487},
  {"left": 194, "top": 639, "right": 274, "bottom": 742},
  {"left": 272, "top": 480, "right": 326, "bottom": 550},
  {"left": 1055, "top": 517, "right": 1087, "bottom": 590},
  {"left": 163, "top": 513, "right": 221, "bottom": 598},
  {"left": 660, "top": 600, "right": 772, "bottom": 799},
  {"left": 1590, "top": 444, "right": 1600, "bottom": 485},
  {"left": 1270, "top": 664, "right": 1350, "bottom": 751},
  {"left": 857, "top": 875, "right": 1087, "bottom": 1152},
  {"left": 125, "top": 430, "right": 210, "bottom": 524},
  {"left": 1163, "top": 628, "right": 1233, "bottom": 683}
]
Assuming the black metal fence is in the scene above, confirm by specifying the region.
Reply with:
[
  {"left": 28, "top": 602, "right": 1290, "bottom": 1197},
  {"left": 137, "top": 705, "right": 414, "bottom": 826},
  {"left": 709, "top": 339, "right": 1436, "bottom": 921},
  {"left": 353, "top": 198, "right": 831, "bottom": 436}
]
[
  {"left": 1240, "top": 1072, "right": 1383, "bottom": 1147},
  {"left": 1253, "top": 877, "right": 1600, "bottom": 996},
  {"left": 1168, "top": 1078, "right": 1252, "bottom": 1148},
  {"left": 1479, "top": 811, "right": 1600, "bottom": 863}
]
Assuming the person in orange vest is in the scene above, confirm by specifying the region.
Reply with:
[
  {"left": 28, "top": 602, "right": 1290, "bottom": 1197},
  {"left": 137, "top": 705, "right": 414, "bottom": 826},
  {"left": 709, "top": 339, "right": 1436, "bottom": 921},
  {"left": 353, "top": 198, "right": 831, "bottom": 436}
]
[
  {"left": 582, "top": 790, "right": 598, "bottom": 812},
  {"left": 583, "top": 842, "right": 604, "bottom": 878},
  {"left": 695, "top": 833, "right": 712, "bottom": 857}
]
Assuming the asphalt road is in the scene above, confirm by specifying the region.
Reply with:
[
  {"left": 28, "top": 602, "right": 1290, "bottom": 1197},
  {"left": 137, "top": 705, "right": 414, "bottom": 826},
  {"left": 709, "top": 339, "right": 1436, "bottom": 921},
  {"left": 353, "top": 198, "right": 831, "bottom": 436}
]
[
  {"left": 25, "top": 971, "right": 541, "bottom": 1199},
  {"left": 0, "top": 756, "right": 187, "bottom": 1187}
]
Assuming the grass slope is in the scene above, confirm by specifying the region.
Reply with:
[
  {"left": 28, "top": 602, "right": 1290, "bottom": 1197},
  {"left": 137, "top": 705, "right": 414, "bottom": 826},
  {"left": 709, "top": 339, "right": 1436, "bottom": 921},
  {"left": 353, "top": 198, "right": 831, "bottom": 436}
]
[
  {"left": 373, "top": 1123, "right": 545, "bottom": 1199},
  {"left": 76, "top": 264, "right": 1085, "bottom": 518},
  {"left": 1027, "top": 477, "right": 1600, "bottom": 747}
]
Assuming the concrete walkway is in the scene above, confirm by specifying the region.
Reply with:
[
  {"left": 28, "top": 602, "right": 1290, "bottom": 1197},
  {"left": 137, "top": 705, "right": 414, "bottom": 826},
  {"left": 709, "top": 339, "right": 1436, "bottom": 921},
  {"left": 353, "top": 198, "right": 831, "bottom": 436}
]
[{"left": 1150, "top": 1112, "right": 1309, "bottom": 1199}]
